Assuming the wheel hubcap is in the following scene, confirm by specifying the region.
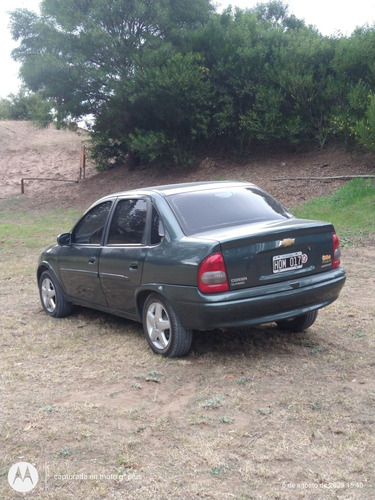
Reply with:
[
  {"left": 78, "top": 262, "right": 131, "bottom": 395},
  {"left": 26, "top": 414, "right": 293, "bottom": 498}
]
[
  {"left": 146, "top": 302, "right": 171, "bottom": 350},
  {"left": 41, "top": 278, "right": 56, "bottom": 313}
]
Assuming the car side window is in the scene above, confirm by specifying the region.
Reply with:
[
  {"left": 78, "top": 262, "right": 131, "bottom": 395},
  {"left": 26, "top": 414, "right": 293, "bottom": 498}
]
[
  {"left": 108, "top": 199, "right": 147, "bottom": 245},
  {"left": 73, "top": 201, "right": 112, "bottom": 244}
]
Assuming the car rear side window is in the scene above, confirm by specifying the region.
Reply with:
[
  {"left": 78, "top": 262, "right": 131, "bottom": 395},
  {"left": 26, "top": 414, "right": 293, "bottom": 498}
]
[
  {"left": 168, "top": 188, "right": 292, "bottom": 235},
  {"left": 108, "top": 199, "right": 147, "bottom": 244}
]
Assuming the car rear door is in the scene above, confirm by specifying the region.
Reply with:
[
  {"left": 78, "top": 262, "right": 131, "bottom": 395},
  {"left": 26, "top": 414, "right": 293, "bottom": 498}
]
[{"left": 99, "top": 197, "right": 149, "bottom": 317}]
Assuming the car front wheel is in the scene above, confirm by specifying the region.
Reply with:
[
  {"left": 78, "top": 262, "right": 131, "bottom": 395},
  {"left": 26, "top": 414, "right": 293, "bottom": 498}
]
[
  {"left": 142, "top": 293, "right": 193, "bottom": 357},
  {"left": 276, "top": 310, "right": 318, "bottom": 332},
  {"left": 39, "top": 270, "right": 72, "bottom": 318}
]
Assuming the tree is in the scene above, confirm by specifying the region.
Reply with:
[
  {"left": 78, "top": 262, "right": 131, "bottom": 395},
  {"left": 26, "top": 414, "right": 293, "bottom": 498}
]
[
  {"left": 330, "top": 27, "right": 375, "bottom": 148},
  {"left": 10, "top": 0, "right": 214, "bottom": 165},
  {"left": 0, "top": 88, "right": 52, "bottom": 125},
  {"left": 254, "top": 0, "right": 305, "bottom": 31},
  {"left": 189, "top": 3, "right": 309, "bottom": 153},
  {"left": 9, "top": 0, "right": 375, "bottom": 167},
  {"left": 91, "top": 52, "right": 212, "bottom": 168},
  {"left": 274, "top": 31, "right": 338, "bottom": 147},
  {"left": 356, "top": 94, "right": 375, "bottom": 154}
]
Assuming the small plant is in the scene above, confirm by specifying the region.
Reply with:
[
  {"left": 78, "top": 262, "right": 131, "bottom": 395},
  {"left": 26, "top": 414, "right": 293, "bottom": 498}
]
[
  {"left": 237, "top": 376, "right": 251, "bottom": 385},
  {"left": 210, "top": 465, "right": 226, "bottom": 477},
  {"left": 300, "top": 339, "right": 317, "bottom": 348},
  {"left": 134, "top": 370, "right": 162, "bottom": 383},
  {"left": 310, "top": 402, "right": 323, "bottom": 411},
  {"left": 58, "top": 448, "right": 71, "bottom": 457},
  {"left": 219, "top": 416, "right": 234, "bottom": 424},
  {"left": 353, "top": 331, "right": 365, "bottom": 338},
  {"left": 146, "top": 370, "right": 162, "bottom": 382},
  {"left": 201, "top": 396, "right": 225, "bottom": 409},
  {"left": 210, "top": 462, "right": 234, "bottom": 477},
  {"left": 135, "top": 425, "right": 147, "bottom": 434},
  {"left": 117, "top": 457, "right": 138, "bottom": 469},
  {"left": 309, "top": 346, "right": 325, "bottom": 355},
  {"left": 256, "top": 407, "right": 272, "bottom": 416}
]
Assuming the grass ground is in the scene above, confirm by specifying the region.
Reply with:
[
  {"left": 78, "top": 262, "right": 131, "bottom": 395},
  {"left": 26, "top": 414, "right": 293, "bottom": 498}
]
[
  {"left": 293, "top": 179, "right": 375, "bottom": 244},
  {"left": 1, "top": 187, "right": 374, "bottom": 499}
]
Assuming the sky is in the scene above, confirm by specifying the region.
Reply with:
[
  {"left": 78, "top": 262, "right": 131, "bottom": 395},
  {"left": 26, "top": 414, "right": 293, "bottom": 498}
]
[{"left": 0, "top": 0, "right": 374, "bottom": 99}]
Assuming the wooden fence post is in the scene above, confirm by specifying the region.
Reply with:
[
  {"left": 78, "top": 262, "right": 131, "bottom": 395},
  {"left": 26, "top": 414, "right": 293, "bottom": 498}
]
[{"left": 80, "top": 145, "right": 86, "bottom": 179}]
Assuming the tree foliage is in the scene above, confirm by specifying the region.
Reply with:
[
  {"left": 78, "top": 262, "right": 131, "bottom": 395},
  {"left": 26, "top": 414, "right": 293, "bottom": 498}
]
[
  {"left": 8, "top": 0, "right": 375, "bottom": 168},
  {"left": 0, "top": 88, "right": 52, "bottom": 126},
  {"left": 356, "top": 95, "right": 375, "bottom": 154}
]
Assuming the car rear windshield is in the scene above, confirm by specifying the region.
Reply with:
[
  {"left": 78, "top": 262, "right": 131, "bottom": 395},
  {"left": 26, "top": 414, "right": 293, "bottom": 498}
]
[{"left": 167, "top": 187, "right": 293, "bottom": 235}]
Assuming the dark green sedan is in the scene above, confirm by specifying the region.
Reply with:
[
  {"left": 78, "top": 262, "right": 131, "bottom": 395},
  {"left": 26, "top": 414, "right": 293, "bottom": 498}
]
[{"left": 37, "top": 181, "right": 346, "bottom": 357}]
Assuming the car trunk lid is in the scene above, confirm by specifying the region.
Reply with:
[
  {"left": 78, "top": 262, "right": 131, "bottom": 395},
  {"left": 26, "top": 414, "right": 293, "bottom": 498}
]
[{"left": 197, "top": 219, "right": 336, "bottom": 290}]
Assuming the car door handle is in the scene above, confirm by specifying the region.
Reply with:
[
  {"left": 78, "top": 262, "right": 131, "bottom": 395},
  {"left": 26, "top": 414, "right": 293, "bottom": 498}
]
[
  {"left": 129, "top": 261, "right": 138, "bottom": 271},
  {"left": 88, "top": 257, "right": 96, "bottom": 265}
]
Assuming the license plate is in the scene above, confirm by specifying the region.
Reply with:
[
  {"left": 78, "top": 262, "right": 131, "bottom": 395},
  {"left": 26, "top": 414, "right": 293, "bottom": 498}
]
[{"left": 273, "top": 251, "right": 303, "bottom": 273}]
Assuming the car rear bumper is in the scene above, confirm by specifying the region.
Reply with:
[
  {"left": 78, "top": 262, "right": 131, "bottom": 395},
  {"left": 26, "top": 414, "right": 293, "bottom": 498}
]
[{"left": 161, "top": 268, "right": 346, "bottom": 330}]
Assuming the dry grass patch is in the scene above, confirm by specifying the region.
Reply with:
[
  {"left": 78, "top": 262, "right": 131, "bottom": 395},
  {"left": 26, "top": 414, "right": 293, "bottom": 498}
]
[{"left": 1, "top": 207, "right": 374, "bottom": 499}]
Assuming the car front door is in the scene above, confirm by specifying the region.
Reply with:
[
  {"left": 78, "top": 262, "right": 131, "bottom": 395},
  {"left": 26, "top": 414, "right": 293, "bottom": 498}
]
[
  {"left": 58, "top": 200, "right": 113, "bottom": 306},
  {"left": 99, "top": 198, "right": 149, "bottom": 316}
]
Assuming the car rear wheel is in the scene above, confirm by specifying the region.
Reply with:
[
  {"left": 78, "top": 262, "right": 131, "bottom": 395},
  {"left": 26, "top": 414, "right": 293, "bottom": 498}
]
[
  {"left": 276, "top": 310, "right": 318, "bottom": 332},
  {"left": 39, "top": 270, "right": 72, "bottom": 318},
  {"left": 142, "top": 293, "right": 193, "bottom": 357}
]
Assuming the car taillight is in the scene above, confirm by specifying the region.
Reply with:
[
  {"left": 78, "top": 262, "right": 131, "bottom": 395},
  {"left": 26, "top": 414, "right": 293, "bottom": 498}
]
[
  {"left": 198, "top": 252, "right": 229, "bottom": 294},
  {"left": 332, "top": 232, "right": 341, "bottom": 269}
]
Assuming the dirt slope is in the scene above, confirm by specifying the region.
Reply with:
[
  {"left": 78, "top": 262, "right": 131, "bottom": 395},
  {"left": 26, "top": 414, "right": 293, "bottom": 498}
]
[
  {"left": 0, "top": 121, "right": 95, "bottom": 200},
  {"left": 0, "top": 120, "right": 373, "bottom": 211}
]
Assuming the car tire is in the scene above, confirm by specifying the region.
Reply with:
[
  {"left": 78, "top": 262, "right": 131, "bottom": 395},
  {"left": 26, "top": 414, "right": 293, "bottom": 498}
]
[
  {"left": 276, "top": 310, "right": 318, "bottom": 332},
  {"left": 142, "top": 293, "right": 193, "bottom": 357},
  {"left": 39, "top": 270, "right": 72, "bottom": 318}
]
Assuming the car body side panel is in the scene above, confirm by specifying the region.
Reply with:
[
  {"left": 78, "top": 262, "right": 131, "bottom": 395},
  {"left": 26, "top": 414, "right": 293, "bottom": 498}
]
[{"left": 141, "top": 237, "right": 219, "bottom": 287}]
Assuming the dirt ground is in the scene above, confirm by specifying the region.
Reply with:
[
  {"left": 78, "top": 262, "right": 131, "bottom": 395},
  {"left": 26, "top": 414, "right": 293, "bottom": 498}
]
[{"left": 1, "top": 121, "right": 374, "bottom": 499}]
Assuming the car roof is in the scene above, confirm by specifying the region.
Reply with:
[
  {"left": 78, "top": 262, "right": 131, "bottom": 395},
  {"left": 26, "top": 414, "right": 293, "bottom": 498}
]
[{"left": 98, "top": 180, "right": 255, "bottom": 201}]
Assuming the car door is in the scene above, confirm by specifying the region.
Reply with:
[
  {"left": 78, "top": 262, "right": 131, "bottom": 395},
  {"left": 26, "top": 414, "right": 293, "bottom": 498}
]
[
  {"left": 58, "top": 200, "right": 113, "bottom": 306},
  {"left": 99, "top": 198, "right": 149, "bottom": 316}
]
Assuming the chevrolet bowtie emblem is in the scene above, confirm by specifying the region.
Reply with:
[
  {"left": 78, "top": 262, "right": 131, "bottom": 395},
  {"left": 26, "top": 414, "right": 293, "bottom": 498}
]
[{"left": 279, "top": 238, "right": 295, "bottom": 248}]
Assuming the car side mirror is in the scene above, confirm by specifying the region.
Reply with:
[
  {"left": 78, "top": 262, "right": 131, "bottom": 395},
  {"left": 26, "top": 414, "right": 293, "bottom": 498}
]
[{"left": 57, "top": 232, "right": 71, "bottom": 246}]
